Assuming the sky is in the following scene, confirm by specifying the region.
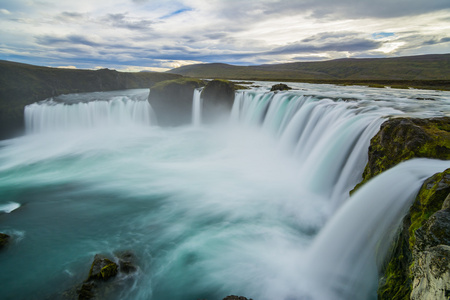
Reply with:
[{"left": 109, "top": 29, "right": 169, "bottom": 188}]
[{"left": 0, "top": 0, "right": 449, "bottom": 72}]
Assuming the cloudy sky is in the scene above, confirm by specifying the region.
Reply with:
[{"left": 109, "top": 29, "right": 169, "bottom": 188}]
[{"left": 1, "top": 0, "right": 449, "bottom": 71}]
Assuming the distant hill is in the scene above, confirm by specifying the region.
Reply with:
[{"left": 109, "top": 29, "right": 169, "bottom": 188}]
[
  {"left": 168, "top": 54, "right": 450, "bottom": 81},
  {"left": 0, "top": 60, "right": 181, "bottom": 139}
]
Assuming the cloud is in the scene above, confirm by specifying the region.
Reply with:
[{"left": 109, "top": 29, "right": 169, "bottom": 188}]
[
  {"left": 36, "top": 34, "right": 101, "bottom": 47},
  {"left": 101, "top": 13, "right": 154, "bottom": 30},
  {"left": 268, "top": 32, "right": 383, "bottom": 55},
  {"left": 0, "top": 9, "right": 11, "bottom": 15}
]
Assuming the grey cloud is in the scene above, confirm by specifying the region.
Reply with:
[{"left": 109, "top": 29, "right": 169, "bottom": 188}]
[
  {"left": 102, "top": 13, "right": 153, "bottom": 30},
  {"left": 256, "top": 0, "right": 450, "bottom": 19},
  {"left": 36, "top": 34, "right": 100, "bottom": 47},
  {"left": 269, "top": 39, "right": 382, "bottom": 55}
]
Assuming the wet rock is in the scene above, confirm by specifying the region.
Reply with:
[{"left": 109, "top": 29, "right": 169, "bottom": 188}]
[
  {"left": 148, "top": 78, "right": 205, "bottom": 126},
  {"left": 352, "top": 117, "right": 450, "bottom": 193},
  {"left": 87, "top": 254, "right": 118, "bottom": 281},
  {"left": 116, "top": 250, "right": 137, "bottom": 274},
  {"left": 201, "top": 79, "right": 237, "bottom": 123},
  {"left": 270, "top": 83, "right": 292, "bottom": 91},
  {"left": 410, "top": 203, "right": 450, "bottom": 300},
  {"left": 0, "top": 233, "right": 10, "bottom": 248},
  {"left": 378, "top": 169, "right": 450, "bottom": 299},
  {"left": 223, "top": 296, "right": 253, "bottom": 300}
]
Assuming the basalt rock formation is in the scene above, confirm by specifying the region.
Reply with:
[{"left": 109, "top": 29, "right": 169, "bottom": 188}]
[{"left": 148, "top": 77, "right": 205, "bottom": 126}]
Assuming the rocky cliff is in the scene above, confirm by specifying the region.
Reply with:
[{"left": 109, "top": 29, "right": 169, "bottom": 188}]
[
  {"left": 0, "top": 60, "right": 181, "bottom": 139},
  {"left": 148, "top": 78, "right": 240, "bottom": 126},
  {"left": 354, "top": 117, "right": 450, "bottom": 299}
]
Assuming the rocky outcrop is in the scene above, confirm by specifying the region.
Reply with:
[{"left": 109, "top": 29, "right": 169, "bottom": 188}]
[
  {"left": 223, "top": 296, "right": 253, "bottom": 300},
  {"left": 350, "top": 117, "right": 450, "bottom": 299},
  {"left": 0, "top": 60, "right": 181, "bottom": 139},
  {"left": 352, "top": 117, "right": 450, "bottom": 193},
  {"left": 0, "top": 233, "right": 10, "bottom": 249},
  {"left": 201, "top": 79, "right": 238, "bottom": 124},
  {"left": 270, "top": 83, "right": 292, "bottom": 91},
  {"left": 62, "top": 251, "right": 138, "bottom": 300},
  {"left": 148, "top": 78, "right": 205, "bottom": 126},
  {"left": 378, "top": 169, "right": 450, "bottom": 299}
]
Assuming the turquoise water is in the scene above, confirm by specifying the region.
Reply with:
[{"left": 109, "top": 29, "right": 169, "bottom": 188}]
[{"left": 1, "top": 85, "right": 449, "bottom": 299}]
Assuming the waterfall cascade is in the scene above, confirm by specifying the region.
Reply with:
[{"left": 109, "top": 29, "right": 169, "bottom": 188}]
[
  {"left": 192, "top": 87, "right": 203, "bottom": 126},
  {"left": 25, "top": 95, "right": 154, "bottom": 133},
  {"left": 2, "top": 84, "right": 449, "bottom": 300}
]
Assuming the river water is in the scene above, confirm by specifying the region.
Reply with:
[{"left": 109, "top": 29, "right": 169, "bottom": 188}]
[{"left": 0, "top": 83, "right": 449, "bottom": 299}]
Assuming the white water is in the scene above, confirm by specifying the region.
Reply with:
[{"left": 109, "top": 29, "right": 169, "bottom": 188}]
[
  {"left": 0, "top": 85, "right": 449, "bottom": 300},
  {"left": 24, "top": 89, "right": 154, "bottom": 133},
  {"left": 192, "top": 88, "right": 203, "bottom": 126}
]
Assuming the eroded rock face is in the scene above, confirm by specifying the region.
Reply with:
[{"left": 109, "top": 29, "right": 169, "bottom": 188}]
[
  {"left": 411, "top": 207, "right": 450, "bottom": 300},
  {"left": 201, "top": 79, "right": 236, "bottom": 124},
  {"left": 378, "top": 169, "right": 450, "bottom": 299},
  {"left": 148, "top": 78, "right": 205, "bottom": 126}
]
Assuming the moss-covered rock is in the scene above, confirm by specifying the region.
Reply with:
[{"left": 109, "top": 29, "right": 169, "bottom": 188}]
[
  {"left": 0, "top": 233, "right": 10, "bottom": 248},
  {"left": 148, "top": 77, "right": 205, "bottom": 126},
  {"left": 352, "top": 117, "right": 450, "bottom": 193},
  {"left": 270, "top": 83, "right": 292, "bottom": 91},
  {"left": 87, "top": 254, "right": 118, "bottom": 281},
  {"left": 201, "top": 79, "right": 237, "bottom": 124},
  {"left": 378, "top": 169, "right": 450, "bottom": 299}
]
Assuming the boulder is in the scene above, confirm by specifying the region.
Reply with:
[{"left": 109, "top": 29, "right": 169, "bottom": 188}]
[
  {"left": 270, "top": 83, "right": 292, "bottom": 91},
  {"left": 223, "top": 296, "right": 253, "bottom": 300},
  {"left": 0, "top": 233, "right": 10, "bottom": 248},
  {"left": 61, "top": 251, "right": 139, "bottom": 300},
  {"left": 87, "top": 254, "right": 118, "bottom": 281},
  {"left": 148, "top": 78, "right": 205, "bottom": 126}
]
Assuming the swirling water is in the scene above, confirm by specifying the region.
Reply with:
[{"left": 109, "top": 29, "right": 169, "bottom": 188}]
[{"left": 0, "top": 84, "right": 449, "bottom": 300}]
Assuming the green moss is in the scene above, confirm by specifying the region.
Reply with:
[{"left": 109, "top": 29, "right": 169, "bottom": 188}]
[
  {"left": 352, "top": 117, "right": 450, "bottom": 194},
  {"left": 408, "top": 169, "right": 450, "bottom": 248},
  {"left": 99, "top": 262, "right": 118, "bottom": 280}
]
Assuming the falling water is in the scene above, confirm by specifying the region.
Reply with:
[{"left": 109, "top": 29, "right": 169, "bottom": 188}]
[
  {"left": 0, "top": 84, "right": 449, "bottom": 300},
  {"left": 192, "top": 87, "right": 203, "bottom": 126}
]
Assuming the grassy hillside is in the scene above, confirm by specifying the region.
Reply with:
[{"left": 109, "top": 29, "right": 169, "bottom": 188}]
[
  {"left": 168, "top": 54, "right": 450, "bottom": 89},
  {"left": 0, "top": 60, "right": 182, "bottom": 139}
]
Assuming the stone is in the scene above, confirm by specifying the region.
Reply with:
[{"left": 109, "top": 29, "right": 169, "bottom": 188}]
[
  {"left": 223, "top": 296, "right": 253, "bottom": 300},
  {"left": 0, "top": 233, "right": 10, "bottom": 248},
  {"left": 87, "top": 254, "right": 118, "bottom": 281},
  {"left": 270, "top": 83, "right": 292, "bottom": 91}
]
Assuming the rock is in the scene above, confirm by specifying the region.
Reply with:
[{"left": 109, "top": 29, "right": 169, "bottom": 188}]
[
  {"left": 223, "top": 296, "right": 253, "bottom": 300},
  {"left": 201, "top": 79, "right": 237, "bottom": 123},
  {"left": 411, "top": 208, "right": 450, "bottom": 300},
  {"left": 116, "top": 250, "right": 137, "bottom": 274},
  {"left": 0, "top": 233, "right": 10, "bottom": 248},
  {"left": 352, "top": 117, "right": 450, "bottom": 193},
  {"left": 148, "top": 78, "right": 205, "bottom": 126},
  {"left": 270, "top": 83, "right": 292, "bottom": 91},
  {"left": 378, "top": 169, "right": 450, "bottom": 299},
  {"left": 87, "top": 254, "right": 118, "bottom": 281}
]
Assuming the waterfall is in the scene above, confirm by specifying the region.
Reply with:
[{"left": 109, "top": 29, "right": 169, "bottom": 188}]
[
  {"left": 3, "top": 85, "right": 448, "bottom": 300},
  {"left": 230, "top": 90, "right": 392, "bottom": 207},
  {"left": 192, "top": 88, "right": 203, "bottom": 126},
  {"left": 303, "top": 158, "right": 450, "bottom": 300},
  {"left": 25, "top": 96, "right": 154, "bottom": 133}
]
